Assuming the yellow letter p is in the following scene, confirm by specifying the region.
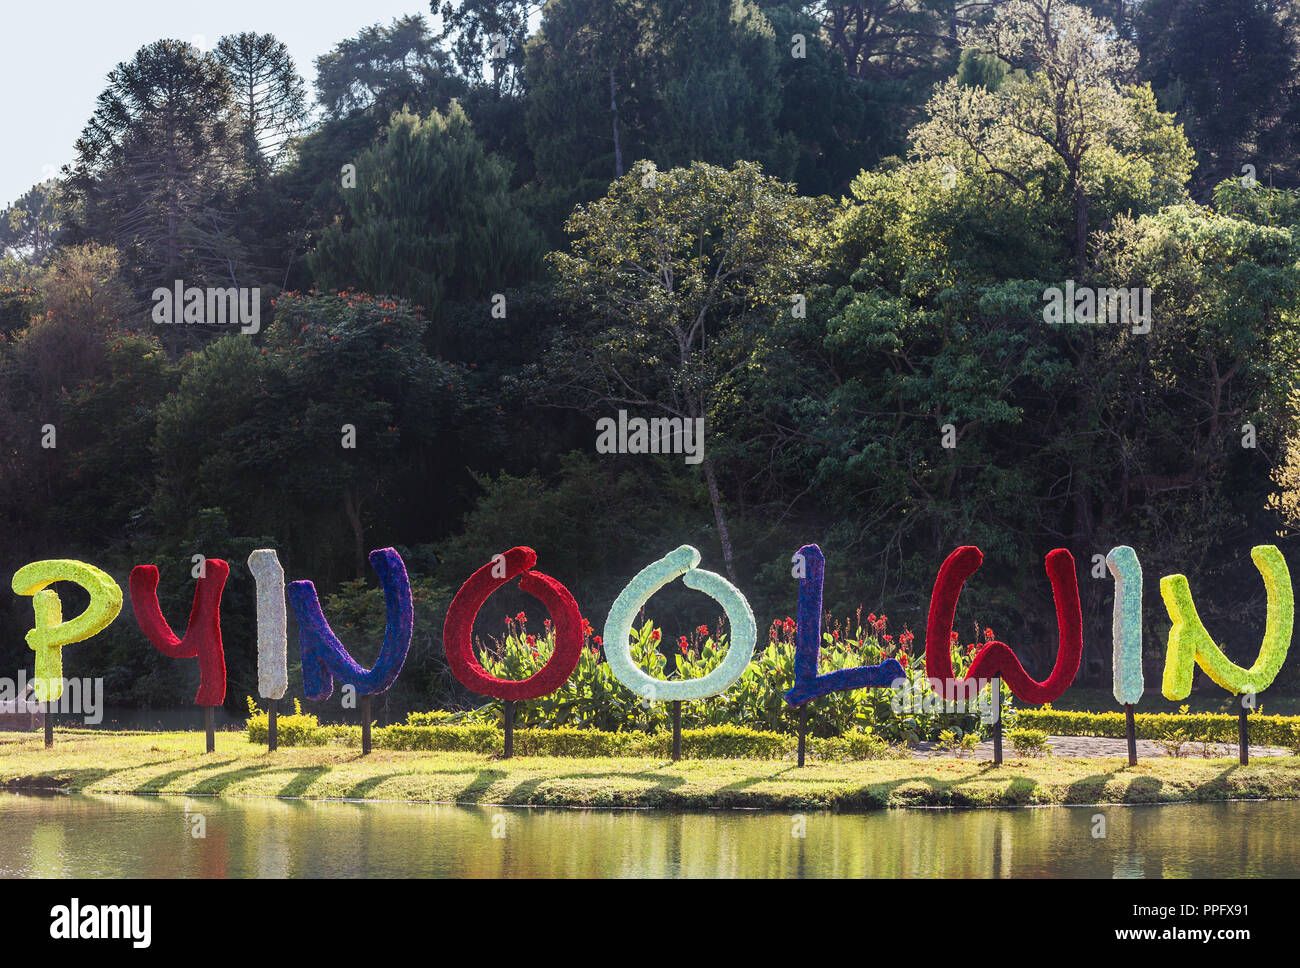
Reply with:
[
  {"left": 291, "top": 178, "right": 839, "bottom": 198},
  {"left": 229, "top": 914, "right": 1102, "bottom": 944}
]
[{"left": 12, "top": 560, "right": 123, "bottom": 701}]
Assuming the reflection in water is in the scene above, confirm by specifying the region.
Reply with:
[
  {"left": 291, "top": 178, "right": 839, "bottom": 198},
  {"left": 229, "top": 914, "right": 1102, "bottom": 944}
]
[{"left": 0, "top": 793, "right": 1296, "bottom": 878}]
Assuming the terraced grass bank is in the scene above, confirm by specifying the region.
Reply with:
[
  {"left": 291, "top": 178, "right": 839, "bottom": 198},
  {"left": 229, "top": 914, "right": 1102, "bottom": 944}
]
[{"left": 4, "top": 730, "right": 1300, "bottom": 810}]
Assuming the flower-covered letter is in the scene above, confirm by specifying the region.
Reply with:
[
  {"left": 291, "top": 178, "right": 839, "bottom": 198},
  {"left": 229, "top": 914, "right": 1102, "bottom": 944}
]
[
  {"left": 248, "top": 549, "right": 288, "bottom": 701},
  {"left": 442, "top": 546, "right": 584, "bottom": 700},
  {"left": 925, "top": 546, "right": 1082, "bottom": 705},
  {"left": 1160, "top": 545, "right": 1293, "bottom": 700},
  {"left": 784, "top": 543, "right": 903, "bottom": 706},
  {"left": 1107, "top": 545, "right": 1143, "bottom": 705},
  {"left": 289, "top": 547, "right": 413, "bottom": 700},
  {"left": 130, "top": 559, "right": 229, "bottom": 707},
  {"left": 603, "top": 545, "right": 757, "bottom": 702},
  {"left": 12, "top": 560, "right": 123, "bottom": 702}
]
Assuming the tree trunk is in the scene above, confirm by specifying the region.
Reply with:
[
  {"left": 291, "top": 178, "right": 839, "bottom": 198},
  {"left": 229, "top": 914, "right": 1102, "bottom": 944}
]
[
  {"left": 343, "top": 487, "right": 366, "bottom": 578},
  {"left": 609, "top": 66, "right": 624, "bottom": 178},
  {"left": 701, "top": 456, "right": 737, "bottom": 583},
  {"left": 1072, "top": 179, "right": 1089, "bottom": 279}
]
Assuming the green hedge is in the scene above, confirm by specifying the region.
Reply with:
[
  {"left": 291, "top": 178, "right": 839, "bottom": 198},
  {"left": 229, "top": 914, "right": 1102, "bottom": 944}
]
[
  {"left": 1018, "top": 709, "right": 1300, "bottom": 748},
  {"left": 403, "top": 710, "right": 477, "bottom": 726},
  {"left": 246, "top": 705, "right": 1300, "bottom": 755},
  {"left": 245, "top": 705, "right": 329, "bottom": 747},
  {"left": 244, "top": 717, "right": 900, "bottom": 761}
]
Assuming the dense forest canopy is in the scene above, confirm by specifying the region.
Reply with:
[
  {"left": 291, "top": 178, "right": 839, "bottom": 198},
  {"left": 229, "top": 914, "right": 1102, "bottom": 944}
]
[{"left": 2, "top": 0, "right": 1300, "bottom": 718}]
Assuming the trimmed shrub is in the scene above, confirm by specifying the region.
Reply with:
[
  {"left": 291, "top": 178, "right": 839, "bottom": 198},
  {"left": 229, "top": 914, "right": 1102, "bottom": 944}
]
[
  {"left": 244, "top": 698, "right": 329, "bottom": 747},
  {"left": 1017, "top": 709, "right": 1299, "bottom": 747},
  {"left": 243, "top": 712, "right": 899, "bottom": 761},
  {"left": 404, "top": 709, "right": 478, "bottom": 726},
  {"left": 1008, "top": 728, "right": 1051, "bottom": 757}
]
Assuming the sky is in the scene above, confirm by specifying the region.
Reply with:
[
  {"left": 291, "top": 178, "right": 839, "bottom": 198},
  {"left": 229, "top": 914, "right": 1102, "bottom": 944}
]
[{"left": 0, "top": 0, "right": 437, "bottom": 207}]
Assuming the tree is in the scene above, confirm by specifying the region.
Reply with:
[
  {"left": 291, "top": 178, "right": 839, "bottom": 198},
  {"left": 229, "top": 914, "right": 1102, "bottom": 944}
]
[
  {"left": 798, "top": 1, "right": 1138, "bottom": 83},
  {"left": 215, "top": 32, "right": 308, "bottom": 172},
  {"left": 912, "top": 0, "right": 1192, "bottom": 276},
  {"left": 652, "top": 0, "right": 795, "bottom": 176},
  {"left": 42, "top": 331, "right": 177, "bottom": 546},
  {"left": 313, "top": 15, "right": 464, "bottom": 120},
  {"left": 8, "top": 244, "right": 134, "bottom": 416},
  {"left": 806, "top": 0, "right": 962, "bottom": 80},
  {"left": 537, "top": 161, "right": 828, "bottom": 580},
  {"left": 524, "top": 0, "right": 795, "bottom": 194},
  {"left": 151, "top": 292, "right": 496, "bottom": 580},
  {"left": 64, "top": 40, "right": 249, "bottom": 295},
  {"left": 762, "top": 2, "right": 907, "bottom": 196},
  {"left": 0, "top": 248, "right": 160, "bottom": 560},
  {"left": 1136, "top": 0, "right": 1300, "bottom": 193},
  {"left": 524, "top": 0, "right": 655, "bottom": 186},
  {"left": 754, "top": 153, "right": 1300, "bottom": 679},
  {"left": 434, "top": 0, "right": 545, "bottom": 96},
  {"left": 0, "top": 180, "right": 66, "bottom": 264},
  {"left": 306, "top": 104, "right": 543, "bottom": 352},
  {"left": 1213, "top": 178, "right": 1300, "bottom": 232}
]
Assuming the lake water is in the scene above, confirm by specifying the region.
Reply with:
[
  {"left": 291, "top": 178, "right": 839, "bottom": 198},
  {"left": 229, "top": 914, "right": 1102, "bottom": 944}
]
[{"left": 2, "top": 793, "right": 1298, "bottom": 877}]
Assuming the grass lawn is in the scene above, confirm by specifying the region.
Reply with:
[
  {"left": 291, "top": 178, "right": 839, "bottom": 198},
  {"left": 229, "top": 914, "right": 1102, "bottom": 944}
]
[{"left": 4, "top": 728, "right": 1300, "bottom": 811}]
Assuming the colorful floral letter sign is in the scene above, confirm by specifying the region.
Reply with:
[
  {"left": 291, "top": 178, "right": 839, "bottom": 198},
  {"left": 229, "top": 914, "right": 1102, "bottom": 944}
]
[
  {"left": 130, "top": 559, "right": 229, "bottom": 706},
  {"left": 443, "top": 546, "right": 584, "bottom": 700},
  {"left": 288, "top": 547, "right": 413, "bottom": 700},
  {"left": 1107, "top": 545, "right": 1143, "bottom": 705},
  {"left": 925, "top": 546, "right": 1082, "bottom": 704},
  {"left": 12, "top": 560, "right": 123, "bottom": 701},
  {"left": 784, "top": 543, "right": 903, "bottom": 706},
  {"left": 1160, "top": 545, "right": 1293, "bottom": 700},
  {"left": 248, "top": 549, "right": 288, "bottom": 701},
  {"left": 603, "top": 545, "right": 756, "bottom": 702}
]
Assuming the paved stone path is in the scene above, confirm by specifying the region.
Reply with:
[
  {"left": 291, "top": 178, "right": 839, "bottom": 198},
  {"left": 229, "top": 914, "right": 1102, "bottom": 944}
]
[{"left": 911, "top": 734, "right": 1291, "bottom": 759}]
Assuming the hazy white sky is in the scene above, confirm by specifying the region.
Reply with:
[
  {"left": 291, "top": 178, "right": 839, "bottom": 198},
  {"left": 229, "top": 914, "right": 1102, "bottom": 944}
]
[{"left": 0, "top": 0, "right": 436, "bottom": 207}]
